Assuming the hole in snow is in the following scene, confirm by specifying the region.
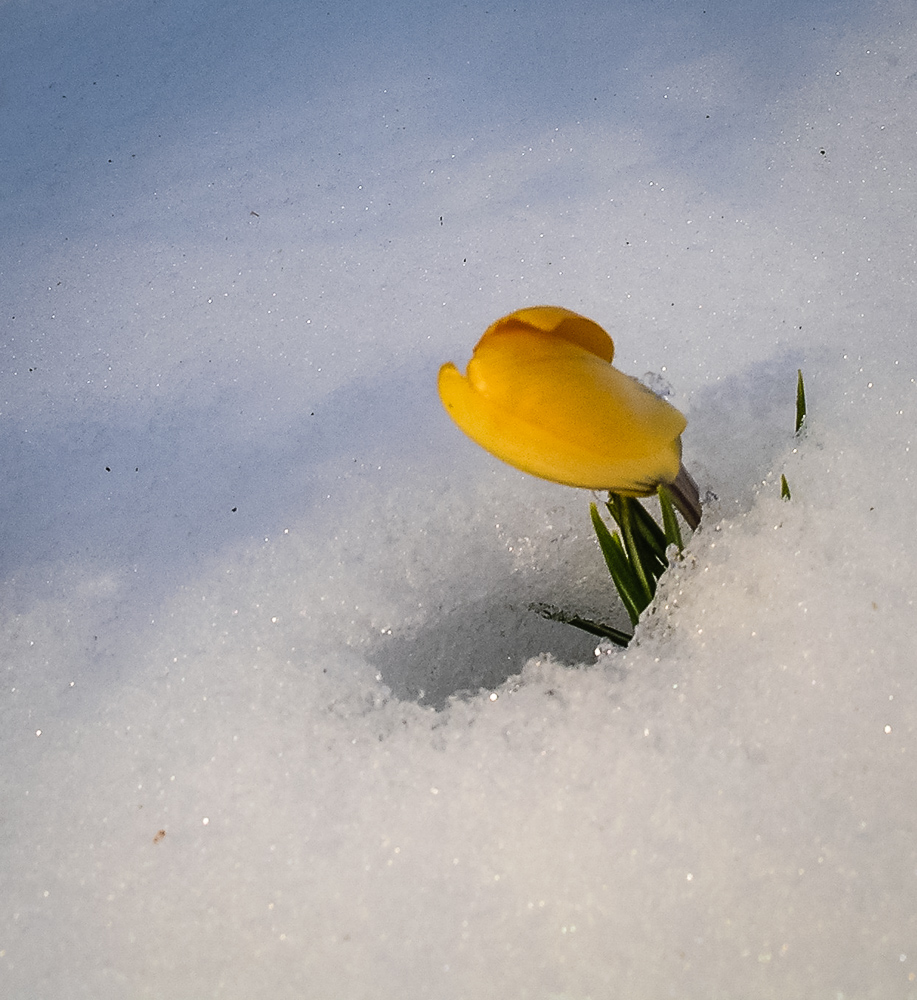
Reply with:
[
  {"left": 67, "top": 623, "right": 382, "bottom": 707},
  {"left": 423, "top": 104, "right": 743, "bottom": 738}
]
[{"left": 367, "top": 598, "right": 597, "bottom": 710}]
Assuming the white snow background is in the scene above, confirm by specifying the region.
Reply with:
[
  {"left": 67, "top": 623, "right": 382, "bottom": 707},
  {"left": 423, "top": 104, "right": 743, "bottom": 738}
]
[{"left": 2, "top": 0, "right": 917, "bottom": 996}]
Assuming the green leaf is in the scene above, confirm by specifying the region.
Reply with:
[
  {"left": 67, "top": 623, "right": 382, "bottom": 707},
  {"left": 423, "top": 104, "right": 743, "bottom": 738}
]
[
  {"left": 604, "top": 496, "right": 663, "bottom": 593},
  {"left": 657, "top": 485, "right": 684, "bottom": 553},
  {"left": 795, "top": 369, "right": 807, "bottom": 435},
  {"left": 781, "top": 473, "right": 791, "bottom": 500},
  {"left": 628, "top": 496, "right": 669, "bottom": 569},
  {"left": 530, "top": 603, "right": 633, "bottom": 647},
  {"left": 590, "top": 503, "right": 644, "bottom": 627},
  {"left": 610, "top": 496, "right": 655, "bottom": 606}
]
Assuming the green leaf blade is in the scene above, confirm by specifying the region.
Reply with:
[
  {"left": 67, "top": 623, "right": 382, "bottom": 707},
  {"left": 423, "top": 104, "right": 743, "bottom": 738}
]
[
  {"left": 606, "top": 496, "right": 655, "bottom": 606},
  {"left": 795, "top": 369, "right": 807, "bottom": 435},
  {"left": 530, "top": 603, "right": 633, "bottom": 648},
  {"left": 590, "top": 503, "right": 644, "bottom": 627},
  {"left": 657, "top": 485, "right": 684, "bottom": 554}
]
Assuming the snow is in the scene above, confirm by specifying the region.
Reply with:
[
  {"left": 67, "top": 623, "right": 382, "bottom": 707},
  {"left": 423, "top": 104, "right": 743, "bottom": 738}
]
[{"left": 2, "top": 0, "right": 917, "bottom": 996}]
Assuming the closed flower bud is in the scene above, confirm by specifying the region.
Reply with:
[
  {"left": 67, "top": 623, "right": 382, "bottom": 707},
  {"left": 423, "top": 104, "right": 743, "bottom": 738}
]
[{"left": 438, "top": 306, "right": 698, "bottom": 525}]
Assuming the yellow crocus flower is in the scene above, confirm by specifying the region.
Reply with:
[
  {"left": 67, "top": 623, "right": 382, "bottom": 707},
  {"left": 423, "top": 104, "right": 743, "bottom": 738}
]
[{"left": 438, "top": 306, "right": 700, "bottom": 526}]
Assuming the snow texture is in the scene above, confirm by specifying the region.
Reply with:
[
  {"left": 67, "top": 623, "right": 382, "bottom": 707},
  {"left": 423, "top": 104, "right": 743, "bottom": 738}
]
[{"left": 2, "top": 0, "right": 917, "bottom": 996}]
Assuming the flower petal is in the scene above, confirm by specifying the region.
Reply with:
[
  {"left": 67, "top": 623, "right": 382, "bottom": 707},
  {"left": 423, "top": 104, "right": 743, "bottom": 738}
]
[{"left": 496, "top": 306, "right": 615, "bottom": 363}]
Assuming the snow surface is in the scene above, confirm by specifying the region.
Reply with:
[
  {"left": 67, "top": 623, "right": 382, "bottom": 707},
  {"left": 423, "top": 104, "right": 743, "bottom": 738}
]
[{"left": 2, "top": 0, "right": 917, "bottom": 996}]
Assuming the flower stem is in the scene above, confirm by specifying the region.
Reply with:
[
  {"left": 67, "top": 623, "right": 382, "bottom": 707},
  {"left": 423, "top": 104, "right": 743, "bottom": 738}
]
[{"left": 667, "top": 463, "right": 701, "bottom": 530}]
